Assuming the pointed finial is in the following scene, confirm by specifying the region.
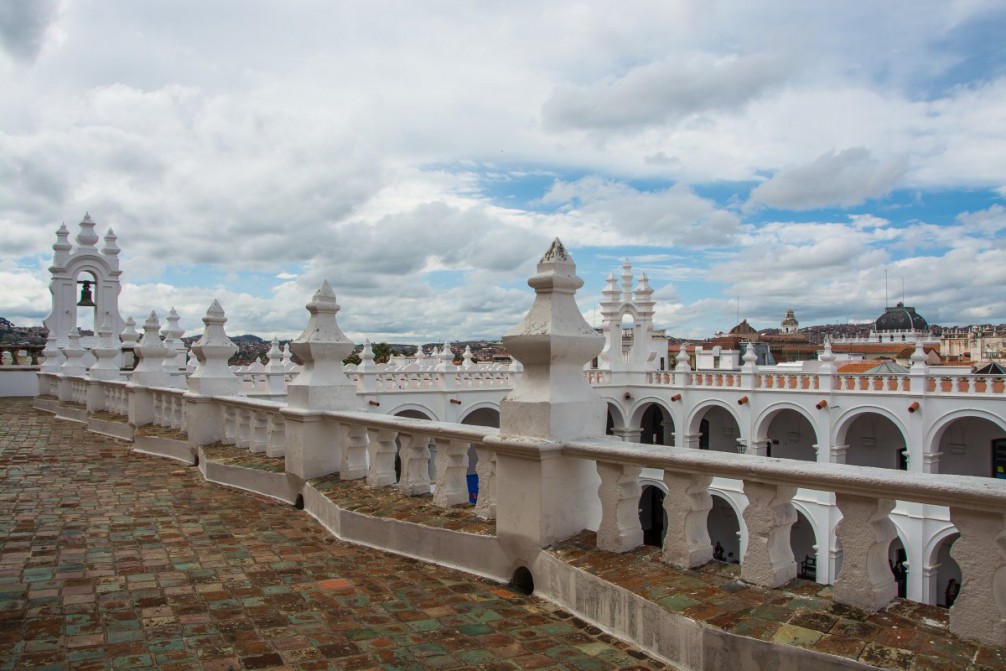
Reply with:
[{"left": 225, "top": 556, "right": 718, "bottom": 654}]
[
  {"left": 76, "top": 212, "right": 99, "bottom": 248},
  {"left": 102, "top": 228, "right": 120, "bottom": 256}
]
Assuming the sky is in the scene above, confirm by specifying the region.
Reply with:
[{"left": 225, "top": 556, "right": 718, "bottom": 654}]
[{"left": 1, "top": 1, "right": 1005, "bottom": 342}]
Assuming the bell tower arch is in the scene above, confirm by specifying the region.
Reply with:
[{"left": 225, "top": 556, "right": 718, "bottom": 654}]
[{"left": 41, "top": 214, "right": 125, "bottom": 370}]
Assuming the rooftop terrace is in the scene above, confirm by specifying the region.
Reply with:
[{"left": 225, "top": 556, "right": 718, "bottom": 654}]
[
  {"left": 6, "top": 399, "right": 1006, "bottom": 670},
  {"left": 0, "top": 398, "right": 664, "bottom": 671}
]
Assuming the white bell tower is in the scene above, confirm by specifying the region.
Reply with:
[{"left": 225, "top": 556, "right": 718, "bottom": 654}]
[{"left": 41, "top": 214, "right": 125, "bottom": 370}]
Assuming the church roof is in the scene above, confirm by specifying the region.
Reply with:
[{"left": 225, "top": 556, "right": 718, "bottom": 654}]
[
  {"left": 875, "top": 303, "right": 928, "bottom": 332},
  {"left": 729, "top": 319, "right": 758, "bottom": 336},
  {"left": 973, "top": 361, "right": 1006, "bottom": 375}
]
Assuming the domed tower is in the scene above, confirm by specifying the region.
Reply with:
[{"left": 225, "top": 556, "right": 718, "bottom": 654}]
[
  {"left": 870, "top": 302, "right": 931, "bottom": 343},
  {"left": 780, "top": 309, "right": 799, "bottom": 335}
]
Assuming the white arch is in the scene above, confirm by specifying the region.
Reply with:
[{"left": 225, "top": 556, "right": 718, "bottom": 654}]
[
  {"left": 616, "top": 304, "right": 640, "bottom": 322},
  {"left": 639, "top": 477, "right": 667, "bottom": 494},
  {"left": 687, "top": 399, "right": 743, "bottom": 437},
  {"left": 925, "top": 408, "right": 1006, "bottom": 453},
  {"left": 924, "top": 524, "right": 960, "bottom": 567},
  {"left": 605, "top": 400, "right": 628, "bottom": 429},
  {"left": 459, "top": 402, "right": 501, "bottom": 424},
  {"left": 832, "top": 404, "right": 909, "bottom": 448},
  {"left": 753, "top": 401, "right": 819, "bottom": 444},
  {"left": 387, "top": 403, "right": 437, "bottom": 421},
  {"left": 628, "top": 396, "right": 676, "bottom": 429}
]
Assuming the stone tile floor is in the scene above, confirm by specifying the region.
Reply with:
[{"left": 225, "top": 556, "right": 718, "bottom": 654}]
[
  {"left": 550, "top": 535, "right": 1006, "bottom": 671},
  {"left": 6, "top": 398, "right": 1006, "bottom": 670},
  {"left": 0, "top": 399, "right": 663, "bottom": 670},
  {"left": 195, "top": 433, "right": 1006, "bottom": 670}
]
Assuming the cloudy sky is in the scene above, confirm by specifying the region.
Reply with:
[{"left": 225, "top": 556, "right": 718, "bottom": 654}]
[{"left": 2, "top": 1, "right": 1005, "bottom": 342}]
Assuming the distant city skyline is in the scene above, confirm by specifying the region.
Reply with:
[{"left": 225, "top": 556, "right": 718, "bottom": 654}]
[{"left": 1, "top": 2, "right": 1004, "bottom": 342}]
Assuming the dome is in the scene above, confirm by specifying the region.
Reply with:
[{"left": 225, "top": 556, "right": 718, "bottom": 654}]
[
  {"left": 729, "top": 319, "right": 758, "bottom": 336},
  {"left": 875, "top": 303, "right": 928, "bottom": 332}
]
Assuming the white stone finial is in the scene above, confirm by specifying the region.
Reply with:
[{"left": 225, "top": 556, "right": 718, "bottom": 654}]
[
  {"left": 287, "top": 280, "right": 356, "bottom": 410},
  {"left": 436, "top": 341, "right": 455, "bottom": 371},
  {"left": 634, "top": 272, "right": 653, "bottom": 299},
  {"left": 462, "top": 345, "right": 474, "bottom": 370},
  {"left": 52, "top": 223, "right": 72, "bottom": 267},
  {"left": 676, "top": 346, "right": 691, "bottom": 372},
  {"left": 501, "top": 238, "right": 604, "bottom": 440},
  {"left": 266, "top": 337, "right": 284, "bottom": 371},
  {"left": 742, "top": 342, "right": 757, "bottom": 370},
  {"left": 131, "top": 311, "right": 171, "bottom": 386},
  {"left": 89, "top": 314, "right": 121, "bottom": 378},
  {"left": 76, "top": 213, "right": 99, "bottom": 248},
  {"left": 602, "top": 272, "right": 619, "bottom": 301},
  {"left": 121, "top": 316, "right": 139, "bottom": 345},
  {"left": 621, "top": 257, "right": 633, "bottom": 302},
  {"left": 358, "top": 340, "right": 375, "bottom": 371},
  {"left": 102, "top": 228, "right": 120, "bottom": 257},
  {"left": 188, "top": 299, "right": 240, "bottom": 396},
  {"left": 911, "top": 339, "right": 927, "bottom": 366}
]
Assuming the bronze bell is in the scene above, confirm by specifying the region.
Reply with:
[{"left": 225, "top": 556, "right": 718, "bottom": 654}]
[{"left": 77, "top": 280, "right": 96, "bottom": 307}]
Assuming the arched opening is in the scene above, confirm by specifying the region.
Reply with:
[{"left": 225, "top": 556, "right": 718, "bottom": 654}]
[
  {"left": 708, "top": 495, "right": 741, "bottom": 564},
  {"left": 294, "top": 494, "right": 305, "bottom": 510},
  {"left": 844, "top": 413, "right": 907, "bottom": 470},
  {"left": 696, "top": 406, "right": 740, "bottom": 453},
  {"left": 620, "top": 312, "right": 635, "bottom": 359},
  {"left": 639, "top": 403, "right": 674, "bottom": 446},
  {"left": 74, "top": 270, "right": 98, "bottom": 336},
  {"left": 765, "top": 410, "right": 817, "bottom": 461},
  {"left": 937, "top": 417, "right": 1006, "bottom": 477},
  {"left": 638, "top": 485, "right": 666, "bottom": 547},
  {"left": 790, "top": 511, "right": 818, "bottom": 580},
  {"left": 933, "top": 534, "right": 962, "bottom": 608},
  {"left": 460, "top": 407, "right": 500, "bottom": 504},
  {"left": 510, "top": 566, "right": 534, "bottom": 595},
  {"left": 889, "top": 536, "right": 908, "bottom": 598}
]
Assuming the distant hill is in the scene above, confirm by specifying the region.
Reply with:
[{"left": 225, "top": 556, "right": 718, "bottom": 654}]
[{"left": 231, "top": 334, "right": 265, "bottom": 344}]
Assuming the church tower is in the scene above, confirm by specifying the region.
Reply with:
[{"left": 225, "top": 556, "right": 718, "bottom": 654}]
[{"left": 41, "top": 214, "right": 125, "bottom": 370}]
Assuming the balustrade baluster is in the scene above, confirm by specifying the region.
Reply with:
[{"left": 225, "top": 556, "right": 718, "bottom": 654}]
[
  {"left": 340, "top": 424, "right": 369, "bottom": 480},
  {"left": 948, "top": 508, "right": 1006, "bottom": 646},
  {"left": 398, "top": 432, "right": 432, "bottom": 496},
  {"left": 222, "top": 407, "right": 237, "bottom": 444},
  {"left": 366, "top": 428, "right": 398, "bottom": 487},
  {"left": 474, "top": 445, "right": 496, "bottom": 520},
  {"left": 833, "top": 494, "right": 898, "bottom": 610},
  {"left": 250, "top": 411, "right": 269, "bottom": 453},
  {"left": 595, "top": 461, "right": 643, "bottom": 552},
  {"left": 433, "top": 439, "right": 470, "bottom": 507},
  {"left": 740, "top": 481, "right": 798, "bottom": 588},
  {"left": 660, "top": 471, "right": 713, "bottom": 568},
  {"left": 266, "top": 414, "right": 285, "bottom": 458},
  {"left": 236, "top": 409, "right": 251, "bottom": 449}
]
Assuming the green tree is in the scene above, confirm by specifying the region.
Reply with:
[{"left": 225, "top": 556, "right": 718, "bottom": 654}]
[{"left": 372, "top": 342, "right": 393, "bottom": 364}]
